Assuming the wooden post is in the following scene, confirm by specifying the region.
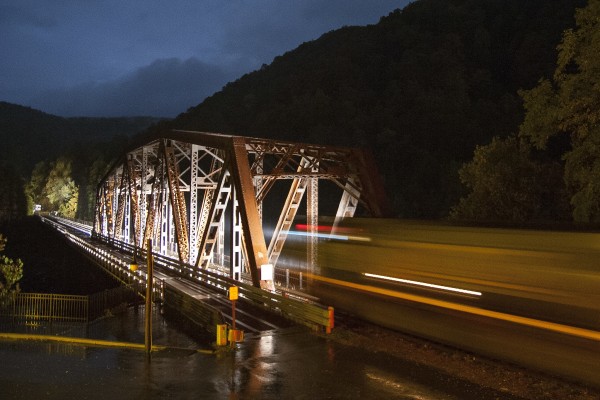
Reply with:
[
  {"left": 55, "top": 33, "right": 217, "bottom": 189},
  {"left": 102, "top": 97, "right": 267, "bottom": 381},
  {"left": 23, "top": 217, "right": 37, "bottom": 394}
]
[
  {"left": 232, "top": 300, "right": 236, "bottom": 330},
  {"left": 145, "top": 239, "right": 153, "bottom": 353}
]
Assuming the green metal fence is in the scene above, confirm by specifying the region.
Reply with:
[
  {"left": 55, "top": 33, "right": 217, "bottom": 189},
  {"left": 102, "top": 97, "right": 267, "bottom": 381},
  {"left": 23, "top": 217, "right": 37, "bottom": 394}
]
[
  {"left": 0, "top": 286, "right": 139, "bottom": 325},
  {"left": 0, "top": 293, "right": 89, "bottom": 323}
]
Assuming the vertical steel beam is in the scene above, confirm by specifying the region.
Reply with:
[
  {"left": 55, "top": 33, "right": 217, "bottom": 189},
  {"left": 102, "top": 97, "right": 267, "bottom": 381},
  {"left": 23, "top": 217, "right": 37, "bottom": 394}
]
[
  {"left": 307, "top": 174, "right": 318, "bottom": 276},
  {"left": 94, "top": 185, "right": 103, "bottom": 235},
  {"left": 114, "top": 177, "right": 126, "bottom": 240},
  {"left": 124, "top": 191, "right": 131, "bottom": 243},
  {"left": 160, "top": 188, "right": 169, "bottom": 256},
  {"left": 105, "top": 176, "right": 115, "bottom": 238},
  {"left": 253, "top": 156, "right": 264, "bottom": 221},
  {"left": 132, "top": 158, "right": 141, "bottom": 247},
  {"left": 217, "top": 213, "right": 225, "bottom": 266},
  {"left": 139, "top": 146, "right": 149, "bottom": 247},
  {"left": 189, "top": 144, "right": 199, "bottom": 264},
  {"left": 230, "top": 191, "right": 243, "bottom": 281},
  {"left": 125, "top": 155, "right": 140, "bottom": 246}
]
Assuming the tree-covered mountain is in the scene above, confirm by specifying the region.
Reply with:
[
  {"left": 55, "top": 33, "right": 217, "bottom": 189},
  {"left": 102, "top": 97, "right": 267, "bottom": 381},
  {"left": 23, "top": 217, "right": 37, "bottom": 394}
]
[
  {"left": 0, "top": 101, "right": 161, "bottom": 174},
  {"left": 2, "top": 0, "right": 588, "bottom": 221},
  {"left": 149, "top": 0, "right": 584, "bottom": 218}
]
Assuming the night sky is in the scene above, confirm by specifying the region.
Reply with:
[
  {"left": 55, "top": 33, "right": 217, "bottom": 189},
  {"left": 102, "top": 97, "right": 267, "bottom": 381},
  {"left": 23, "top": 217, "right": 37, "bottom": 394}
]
[{"left": 1, "top": 1, "right": 409, "bottom": 118}]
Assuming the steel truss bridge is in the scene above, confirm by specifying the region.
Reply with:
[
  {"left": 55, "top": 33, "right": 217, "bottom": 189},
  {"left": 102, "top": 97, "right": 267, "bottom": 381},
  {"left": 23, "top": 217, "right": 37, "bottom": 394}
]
[{"left": 93, "top": 130, "right": 390, "bottom": 291}]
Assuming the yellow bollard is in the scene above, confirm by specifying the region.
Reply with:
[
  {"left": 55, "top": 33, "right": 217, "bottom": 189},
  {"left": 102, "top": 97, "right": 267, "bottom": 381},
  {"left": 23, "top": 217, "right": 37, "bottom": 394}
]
[
  {"left": 216, "top": 324, "right": 228, "bottom": 346},
  {"left": 326, "top": 306, "right": 334, "bottom": 334},
  {"left": 228, "top": 329, "right": 244, "bottom": 344}
]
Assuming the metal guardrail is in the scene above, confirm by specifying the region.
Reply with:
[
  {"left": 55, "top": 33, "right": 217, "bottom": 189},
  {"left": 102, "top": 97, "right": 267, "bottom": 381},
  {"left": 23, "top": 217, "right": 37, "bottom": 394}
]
[{"left": 154, "top": 252, "right": 333, "bottom": 332}]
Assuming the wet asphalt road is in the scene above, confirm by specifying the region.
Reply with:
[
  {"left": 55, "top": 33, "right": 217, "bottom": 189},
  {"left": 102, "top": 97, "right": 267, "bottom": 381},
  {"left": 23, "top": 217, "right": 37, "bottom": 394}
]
[{"left": 0, "top": 308, "right": 522, "bottom": 400}]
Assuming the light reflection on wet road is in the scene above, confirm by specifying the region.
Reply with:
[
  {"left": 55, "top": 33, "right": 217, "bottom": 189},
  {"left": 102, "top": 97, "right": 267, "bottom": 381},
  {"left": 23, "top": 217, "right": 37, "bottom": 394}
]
[{"left": 0, "top": 308, "right": 518, "bottom": 400}]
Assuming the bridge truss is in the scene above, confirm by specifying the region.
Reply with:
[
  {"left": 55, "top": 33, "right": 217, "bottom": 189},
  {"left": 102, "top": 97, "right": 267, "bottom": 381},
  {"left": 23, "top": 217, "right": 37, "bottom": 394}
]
[{"left": 93, "top": 130, "right": 390, "bottom": 290}]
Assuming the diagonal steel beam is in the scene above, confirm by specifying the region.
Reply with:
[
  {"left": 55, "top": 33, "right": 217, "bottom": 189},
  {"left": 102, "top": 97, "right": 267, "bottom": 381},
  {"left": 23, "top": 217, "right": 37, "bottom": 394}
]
[
  {"left": 228, "top": 136, "right": 272, "bottom": 290},
  {"left": 162, "top": 140, "right": 190, "bottom": 263}
]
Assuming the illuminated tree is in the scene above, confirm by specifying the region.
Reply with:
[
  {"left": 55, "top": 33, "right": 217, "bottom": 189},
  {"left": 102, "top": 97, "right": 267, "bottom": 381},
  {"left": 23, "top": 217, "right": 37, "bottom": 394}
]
[
  {"left": 450, "top": 136, "right": 569, "bottom": 222},
  {"left": 24, "top": 161, "right": 51, "bottom": 214},
  {"left": 44, "top": 158, "right": 79, "bottom": 218},
  {"left": 0, "top": 234, "right": 23, "bottom": 307}
]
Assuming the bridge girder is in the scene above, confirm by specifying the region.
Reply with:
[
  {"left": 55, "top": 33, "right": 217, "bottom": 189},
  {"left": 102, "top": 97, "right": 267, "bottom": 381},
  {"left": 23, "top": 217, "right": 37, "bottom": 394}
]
[{"left": 93, "top": 131, "right": 391, "bottom": 290}]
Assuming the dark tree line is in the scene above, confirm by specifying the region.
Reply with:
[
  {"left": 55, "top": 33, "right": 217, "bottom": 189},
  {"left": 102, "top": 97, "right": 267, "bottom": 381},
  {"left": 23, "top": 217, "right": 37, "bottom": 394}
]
[
  {"left": 452, "top": 0, "right": 600, "bottom": 223},
  {"left": 0, "top": 164, "right": 27, "bottom": 221}
]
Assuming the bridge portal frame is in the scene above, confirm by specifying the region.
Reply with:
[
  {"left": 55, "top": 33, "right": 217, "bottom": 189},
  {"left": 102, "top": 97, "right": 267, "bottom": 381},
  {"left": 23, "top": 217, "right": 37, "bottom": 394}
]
[{"left": 93, "top": 130, "right": 390, "bottom": 290}]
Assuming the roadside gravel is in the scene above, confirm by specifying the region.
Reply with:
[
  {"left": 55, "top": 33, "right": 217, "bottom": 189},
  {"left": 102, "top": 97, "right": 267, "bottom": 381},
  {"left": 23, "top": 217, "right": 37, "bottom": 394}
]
[{"left": 327, "top": 316, "right": 600, "bottom": 400}]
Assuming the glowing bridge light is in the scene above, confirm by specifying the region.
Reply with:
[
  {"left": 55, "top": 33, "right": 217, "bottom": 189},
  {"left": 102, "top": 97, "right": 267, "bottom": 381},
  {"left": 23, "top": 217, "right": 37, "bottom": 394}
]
[{"left": 363, "top": 273, "right": 482, "bottom": 297}]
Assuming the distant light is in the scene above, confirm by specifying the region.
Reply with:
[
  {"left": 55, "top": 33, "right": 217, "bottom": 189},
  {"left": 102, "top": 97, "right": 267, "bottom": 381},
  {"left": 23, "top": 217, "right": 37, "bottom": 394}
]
[
  {"left": 363, "top": 273, "right": 482, "bottom": 296},
  {"left": 295, "top": 223, "right": 362, "bottom": 234}
]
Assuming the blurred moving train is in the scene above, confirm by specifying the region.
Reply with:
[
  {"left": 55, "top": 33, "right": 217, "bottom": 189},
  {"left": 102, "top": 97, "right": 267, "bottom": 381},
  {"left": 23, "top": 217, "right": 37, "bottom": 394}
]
[{"left": 279, "top": 218, "right": 600, "bottom": 387}]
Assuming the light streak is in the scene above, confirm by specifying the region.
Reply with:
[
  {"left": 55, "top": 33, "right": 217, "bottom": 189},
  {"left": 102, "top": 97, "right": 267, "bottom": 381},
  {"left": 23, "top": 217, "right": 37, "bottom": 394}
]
[
  {"left": 286, "top": 230, "right": 371, "bottom": 242},
  {"left": 363, "top": 273, "right": 482, "bottom": 297},
  {"left": 307, "top": 273, "right": 600, "bottom": 342}
]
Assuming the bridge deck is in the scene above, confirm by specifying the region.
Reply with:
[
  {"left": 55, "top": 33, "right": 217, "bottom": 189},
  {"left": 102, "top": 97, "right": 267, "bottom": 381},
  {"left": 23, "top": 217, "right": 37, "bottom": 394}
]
[
  {"left": 154, "top": 272, "right": 292, "bottom": 333},
  {"left": 46, "top": 216, "right": 327, "bottom": 335}
]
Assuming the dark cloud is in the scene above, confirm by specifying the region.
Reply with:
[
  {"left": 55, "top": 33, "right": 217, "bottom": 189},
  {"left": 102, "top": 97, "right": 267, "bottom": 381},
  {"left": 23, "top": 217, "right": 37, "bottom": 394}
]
[
  {"left": 1, "top": 1, "right": 409, "bottom": 117},
  {"left": 31, "top": 58, "right": 234, "bottom": 117},
  {"left": 218, "top": 0, "right": 403, "bottom": 68},
  {"left": 0, "top": 4, "right": 58, "bottom": 28}
]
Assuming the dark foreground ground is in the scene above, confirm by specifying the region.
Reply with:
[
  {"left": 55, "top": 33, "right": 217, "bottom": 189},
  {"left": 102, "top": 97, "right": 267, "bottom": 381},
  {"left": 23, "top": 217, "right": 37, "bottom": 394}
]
[
  {"left": 330, "top": 315, "right": 600, "bottom": 400},
  {"left": 0, "top": 306, "right": 598, "bottom": 400},
  {"left": 1, "top": 217, "right": 599, "bottom": 399}
]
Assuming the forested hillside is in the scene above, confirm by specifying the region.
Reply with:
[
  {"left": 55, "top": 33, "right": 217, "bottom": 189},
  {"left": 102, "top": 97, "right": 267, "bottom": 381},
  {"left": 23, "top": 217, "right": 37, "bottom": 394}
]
[
  {"left": 0, "top": 102, "right": 160, "bottom": 174},
  {"left": 453, "top": 0, "right": 600, "bottom": 223},
  {"left": 159, "top": 0, "right": 584, "bottom": 218},
  {"left": 0, "top": 102, "right": 161, "bottom": 221}
]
